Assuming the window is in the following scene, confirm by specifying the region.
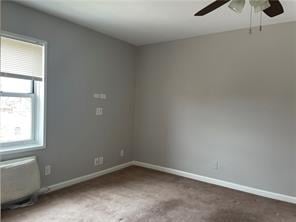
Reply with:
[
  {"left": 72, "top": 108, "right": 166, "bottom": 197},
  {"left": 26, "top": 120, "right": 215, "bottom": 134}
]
[{"left": 0, "top": 33, "right": 47, "bottom": 153}]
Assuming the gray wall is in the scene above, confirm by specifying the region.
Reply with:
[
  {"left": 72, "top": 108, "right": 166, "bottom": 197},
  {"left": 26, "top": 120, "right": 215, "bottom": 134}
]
[
  {"left": 293, "top": 25, "right": 296, "bottom": 196},
  {"left": 1, "top": 2, "right": 136, "bottom": 187},
  {"left": 134, "top": 22, "right": 296, "bottom": 196}
]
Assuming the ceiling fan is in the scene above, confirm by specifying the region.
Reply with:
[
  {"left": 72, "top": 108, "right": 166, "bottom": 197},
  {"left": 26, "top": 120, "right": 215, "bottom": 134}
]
[{"left": 194, "top": 0, "right": 284, "bottom": 17}]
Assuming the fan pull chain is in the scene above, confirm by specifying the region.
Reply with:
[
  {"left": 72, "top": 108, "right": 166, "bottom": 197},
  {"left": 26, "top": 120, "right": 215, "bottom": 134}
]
[
  {"left": 249, "top": 6, "right": 253, "bottom": 34},
  {"left": 259, "top": 11, "right": 263, "bottom": 32}
]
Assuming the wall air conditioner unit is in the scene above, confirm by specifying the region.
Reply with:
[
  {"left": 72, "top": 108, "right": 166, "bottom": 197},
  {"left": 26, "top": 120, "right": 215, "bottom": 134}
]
[{"left": 1, "top": 156, "right": 41, "bottom": 205}]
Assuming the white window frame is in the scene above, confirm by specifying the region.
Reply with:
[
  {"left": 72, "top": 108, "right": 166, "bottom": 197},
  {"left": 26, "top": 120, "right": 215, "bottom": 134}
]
[{"left": 0, "top": 31, "right": 47, "bottom": 154}]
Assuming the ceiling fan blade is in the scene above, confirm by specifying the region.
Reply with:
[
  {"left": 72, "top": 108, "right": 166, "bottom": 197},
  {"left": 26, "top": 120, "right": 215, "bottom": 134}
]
[
  {"left": 263, "top": 0, "right": 284, "bottom": 17},
  {"left": 194, "top": 0, "right": 231, "bottom": 16}
]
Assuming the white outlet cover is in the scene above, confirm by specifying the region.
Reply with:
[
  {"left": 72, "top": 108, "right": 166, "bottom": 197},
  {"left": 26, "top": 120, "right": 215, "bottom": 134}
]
[
  {"left": 45, "top": 165, "right": 51, "bottom": 176},
  {"left": 96, "top": 107, "right": 103, "bottom": 115},
  {"left": 94, "top": 157, "right": 99, "bottom": 166},
  {"left": 99, "top": 157, "right": 104, "bottom": 165},
  {"left": 120, "top": 149, "right": 124, "bottom": 157}
]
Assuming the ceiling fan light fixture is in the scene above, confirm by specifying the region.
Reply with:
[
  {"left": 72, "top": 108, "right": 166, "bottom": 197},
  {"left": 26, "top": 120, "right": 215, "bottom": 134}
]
[
  {"left": 249, "top": 0, "right": 271, "bottom": 13},
  {"left": 229, "top": 0, "right": 246, "bottom": 13}
]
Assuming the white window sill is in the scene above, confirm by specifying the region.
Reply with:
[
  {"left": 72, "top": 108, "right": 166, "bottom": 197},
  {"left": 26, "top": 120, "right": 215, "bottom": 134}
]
[{"left": 0, "top": 143, "right": 45, "bottom": 155}]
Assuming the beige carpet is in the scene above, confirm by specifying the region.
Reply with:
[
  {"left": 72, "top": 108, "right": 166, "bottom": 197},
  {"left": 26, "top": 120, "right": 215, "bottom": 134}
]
[{"left": 2, "top": 166, "right": 296, "bottom": 222}]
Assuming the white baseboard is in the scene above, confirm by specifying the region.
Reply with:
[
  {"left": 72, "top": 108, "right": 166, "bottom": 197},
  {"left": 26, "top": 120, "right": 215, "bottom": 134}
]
[
  {"left": 39, "top": 161, "right": 133, "bottom": 194},
  {"left": 39, "top": 160, "right": 296, "bottom": 205},
  {"left": 132, "top": 161, "right": 296, "bottom": 204}
]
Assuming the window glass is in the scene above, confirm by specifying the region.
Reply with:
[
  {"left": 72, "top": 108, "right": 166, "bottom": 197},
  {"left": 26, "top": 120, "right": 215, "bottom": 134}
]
[
  {"left": 0, "top": 96, "right": 33, "bottom": 143},
  {"left": 0, "top": 77, "right": 32, "bottom": 94}
]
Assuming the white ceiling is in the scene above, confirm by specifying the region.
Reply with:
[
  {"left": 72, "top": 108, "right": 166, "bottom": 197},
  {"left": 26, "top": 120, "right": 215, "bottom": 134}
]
[{"left": 15, "top": 0, "right": 296, "bottom": 46}]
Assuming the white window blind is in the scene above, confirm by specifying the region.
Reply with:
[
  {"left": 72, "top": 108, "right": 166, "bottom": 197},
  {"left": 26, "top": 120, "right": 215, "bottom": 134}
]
[{"left": 0, "top": 36, "right": 44, "bottom": 81}]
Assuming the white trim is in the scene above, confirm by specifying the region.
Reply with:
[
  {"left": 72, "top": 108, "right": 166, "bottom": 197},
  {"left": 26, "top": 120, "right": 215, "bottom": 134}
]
[
  {"left": 1, "top": 30, "right": 47, "bottom": 46},
  {"left": 132, "top": 161, "right": 296, "bottom": 205},
  {"left": 42, "top": 40, "right": 48, "bottom": 151},
  {"left": 0, "top": 72, "right": 43, "bottom": 81},
  {"left": 38, "top": 160, "right": 296, "bottom": 205},
  {"left": 0, "top": 144, "right": 45, "bottom": 155},
  {"left": 39, "top": 161, "right": 133, "bottom": 194}
]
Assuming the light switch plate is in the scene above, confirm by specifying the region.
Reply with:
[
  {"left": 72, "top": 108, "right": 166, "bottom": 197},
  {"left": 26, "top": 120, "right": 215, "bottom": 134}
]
[
  {"left": 93, "top": 93, "right": 107, "bottom": 99},
  {"left": 93, "top": 93, "right": 100, "bottom": 99}
]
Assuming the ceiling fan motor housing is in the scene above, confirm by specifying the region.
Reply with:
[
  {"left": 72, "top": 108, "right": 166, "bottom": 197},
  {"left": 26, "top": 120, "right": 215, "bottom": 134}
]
[{"left": 249, "top": 0, "right": 271, "bottom": 13}]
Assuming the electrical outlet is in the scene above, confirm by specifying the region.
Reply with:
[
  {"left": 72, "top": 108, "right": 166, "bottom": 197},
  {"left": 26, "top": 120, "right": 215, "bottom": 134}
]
[
  {"left": 45, "top": 165, "right": 51, "bottom": 176},
  {"left": 99, "top": 156, "right": 104, "bottom": 165},
  {"left": 96, "top": 107, "right": 103, "bottom": 116},
  {"left": 94, "top": 157, "right": 99, "bottom": 166},
  {"left": 120, "top": 149, "right": 124, "bottom": 157}
]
